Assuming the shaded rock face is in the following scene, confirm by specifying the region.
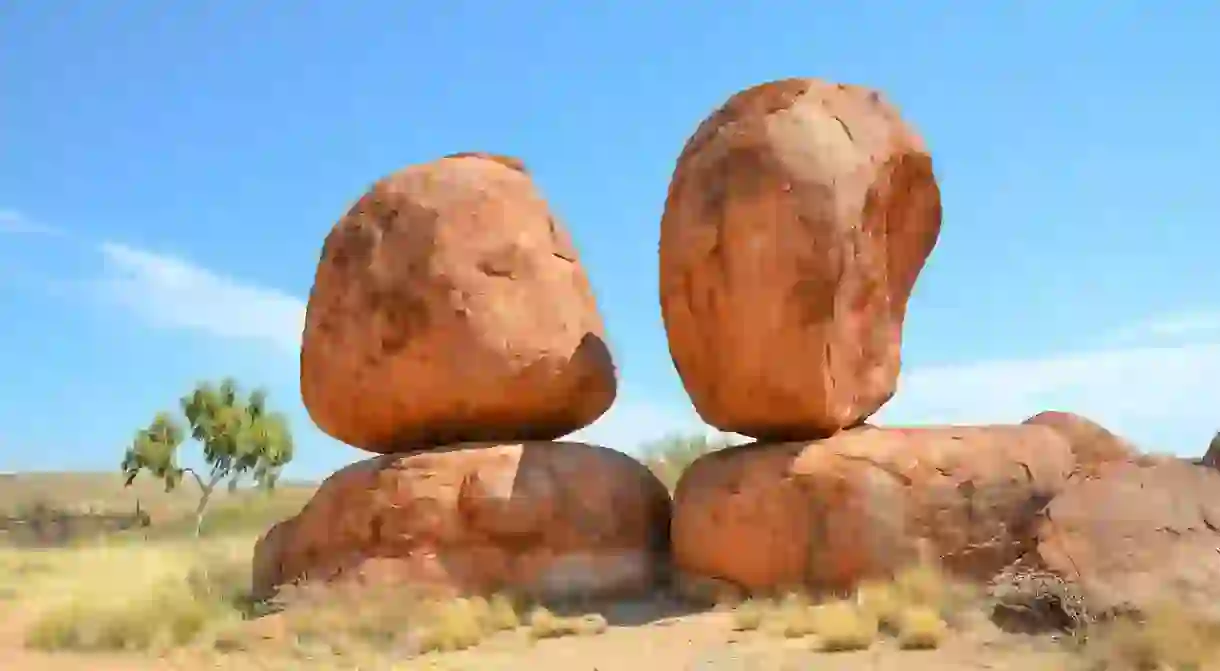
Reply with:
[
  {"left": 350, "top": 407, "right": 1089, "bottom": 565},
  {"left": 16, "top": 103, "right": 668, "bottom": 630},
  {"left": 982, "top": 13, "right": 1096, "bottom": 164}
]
[
  {"left": 301, "top": 153, "right": 616, "bottom": 453},
  {"left": 671, "top": 425, "right": 1074, "bottom": 595},
  {"left": 1034, "top": 460, "right": 1220, "bottom": 620},
  {"left": 1203, "top": 432, "right": 1220, "bottom": 469},
  {"left": 659, "top": 78, "right": 942, "bottom": 441},
  {"left": 1022, "top": 411, "right": 1138, "bottom": 476},
  {"left": 252, "top": 442, "right": 672, "bottom": 601}
]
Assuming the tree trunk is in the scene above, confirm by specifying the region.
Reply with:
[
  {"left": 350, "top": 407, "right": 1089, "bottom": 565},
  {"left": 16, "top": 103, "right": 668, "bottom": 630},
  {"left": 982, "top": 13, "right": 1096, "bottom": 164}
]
[{"left": 193, "top": 491, "right": 210, "bottom": 538}]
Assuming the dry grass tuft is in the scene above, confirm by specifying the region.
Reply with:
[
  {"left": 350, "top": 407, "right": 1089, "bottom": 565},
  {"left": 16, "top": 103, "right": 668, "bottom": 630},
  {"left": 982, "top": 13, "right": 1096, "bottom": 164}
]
[
  {"left": 3, "top": 533, "right": 611, "bottom": 665},
  {"left": 730, "top": 598, "right": 767, "bottom": 631},
  {"left": 15, "top": 537, "right": 253, "bottom": 652},
  {"left": 809, "top": 599, "right": 879, "bottom": 652},
  {"left": 1074, "top": 603, "right": 1220, "bottom": 670},
  {"left": 894, "top": 605, "right": 949, "bottom": 650},
  {"left": 725, "top": 559, "right": 976, "bottom": 653},
  {"left": 527, "top": 606, "right": 608, "bottom": 640}
]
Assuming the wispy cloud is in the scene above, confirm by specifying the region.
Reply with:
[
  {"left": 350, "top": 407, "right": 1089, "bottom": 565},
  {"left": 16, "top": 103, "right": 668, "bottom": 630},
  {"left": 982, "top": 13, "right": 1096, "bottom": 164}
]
[
  {"left": 879, "top": 341, "right": 1220, "bottom": 454},
  {"left": 96, "top": 242, "right": 305, "bottom": 353},
  {"left": 0, "top": 210, "right": 63, "bottom": 237},
  {"left": 74, "top": 240, "right": 1220, "bottom": 456},
  {"left": 1108, "top": 310, "right": 1220, "bottom": 344}
]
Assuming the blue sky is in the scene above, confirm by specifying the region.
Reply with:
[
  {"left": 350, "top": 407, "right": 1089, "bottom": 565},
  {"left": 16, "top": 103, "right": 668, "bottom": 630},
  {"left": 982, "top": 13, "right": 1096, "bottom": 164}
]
[{"left": 2, "top": 3, "right": 1218, "bottom": 477}]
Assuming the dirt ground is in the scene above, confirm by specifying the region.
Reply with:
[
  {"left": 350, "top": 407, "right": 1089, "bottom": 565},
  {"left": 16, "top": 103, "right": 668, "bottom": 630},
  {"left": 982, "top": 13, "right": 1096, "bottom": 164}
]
[{"left": 0, "top": 599, "right": 1074, "bottom": 671}]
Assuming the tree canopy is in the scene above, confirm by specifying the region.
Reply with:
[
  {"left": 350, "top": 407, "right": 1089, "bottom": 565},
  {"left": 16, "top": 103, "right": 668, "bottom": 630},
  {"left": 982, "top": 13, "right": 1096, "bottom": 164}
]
[{"left": 120, "top": 377, "right": 294, "bottom": 536}]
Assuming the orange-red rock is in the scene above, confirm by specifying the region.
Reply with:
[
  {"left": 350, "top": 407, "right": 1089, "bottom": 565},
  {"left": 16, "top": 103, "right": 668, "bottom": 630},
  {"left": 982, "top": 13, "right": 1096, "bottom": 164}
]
[
  {"left": 1203, "top": 431, "right": 1220, "bottom": 469},
  {"left": 1034, "top": 460, "right": 1220, "bottom": 619},
  {"left": 671, "top": 425, "right": 1073, "bottom": 595},
  {"left": 301, "top": 153, "right": 615, "bottom": 453},
  {"left": 252, "top": 442, "right": 671, "bottom": 600},
  {"left": 1021, "top": 411, "right": 1139, "bottom": 476},
  {"left": 658, "top": 79, "right": 942, "bottom": 440}
]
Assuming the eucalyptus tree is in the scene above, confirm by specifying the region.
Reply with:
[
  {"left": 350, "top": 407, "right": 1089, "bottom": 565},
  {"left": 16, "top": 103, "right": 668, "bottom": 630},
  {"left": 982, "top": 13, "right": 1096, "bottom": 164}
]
[{"left": 121, "top": 378, "right": 294, "bottom": 537}]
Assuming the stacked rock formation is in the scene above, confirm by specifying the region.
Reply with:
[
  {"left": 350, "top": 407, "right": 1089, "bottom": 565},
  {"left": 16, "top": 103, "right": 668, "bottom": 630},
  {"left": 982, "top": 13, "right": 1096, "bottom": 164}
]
[
  {"left": 661, "top": 79, "right": 1195, "bottom": 602},
  {"left": 253, "top": 153, "right": 671, "bottom": 600}
]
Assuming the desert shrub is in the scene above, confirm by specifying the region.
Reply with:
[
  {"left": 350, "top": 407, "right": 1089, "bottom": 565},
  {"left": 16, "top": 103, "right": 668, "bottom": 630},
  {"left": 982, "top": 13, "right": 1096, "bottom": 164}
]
[
  {"left": 988, "top": 565, "right": 1092, "bottom": 636},
  {"left": 638, "top": 433, "right": 734, "bottom": 491}
]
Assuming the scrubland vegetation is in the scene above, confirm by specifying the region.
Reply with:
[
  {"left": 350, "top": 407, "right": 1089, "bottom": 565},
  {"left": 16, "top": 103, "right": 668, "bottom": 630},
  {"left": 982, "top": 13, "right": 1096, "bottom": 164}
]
[{"left": 2, "top": 433, "right": 1219, "bottom": 670}]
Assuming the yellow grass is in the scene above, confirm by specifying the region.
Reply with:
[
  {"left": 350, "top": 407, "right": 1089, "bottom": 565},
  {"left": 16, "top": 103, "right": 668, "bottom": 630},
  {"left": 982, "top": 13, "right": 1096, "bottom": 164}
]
[
  {"left": 0, "top": 532, "right": 609, "bottom": 665},
  {"left": 894, "top": 605, "right": 949, "bottom": 650},
  {"left": 809, "top": 599, "right": 879, "bottom": 652},
  {"left": 0, "top": 472, "right": 315, "bottom": 526},
  {"left": 526, "top": 606, "right": 608, "bottom": 639},
  {"left": 730, "top": 598, "right": 767, "bottom": 631},
  {"left": 724, "top": 560, "right": 975, "bottom": 653},
  {"left": 12, "top": 536, "right": 253, "bottom": 652},
  {"left": 1078, "top": 603, "right": 1220, "bottom": 670}
]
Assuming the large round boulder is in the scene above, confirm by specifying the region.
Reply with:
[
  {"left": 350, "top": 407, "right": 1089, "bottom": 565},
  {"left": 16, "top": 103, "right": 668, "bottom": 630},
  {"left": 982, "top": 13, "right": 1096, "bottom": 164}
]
[
  {"left": 1034, "top": 460, "right": 1220, "bottom": 620},
  {"left": 301, "top": 153, "right": 616, "bottom": 453},
  {"left": 659, "top": 79, "right": 942, "bottom": 441},
  {"left": 671, "top": 425, "right": 1074, "bottom": 596},
  {"left": 252, "top": 441, "right": 672, "bottom": 601}
]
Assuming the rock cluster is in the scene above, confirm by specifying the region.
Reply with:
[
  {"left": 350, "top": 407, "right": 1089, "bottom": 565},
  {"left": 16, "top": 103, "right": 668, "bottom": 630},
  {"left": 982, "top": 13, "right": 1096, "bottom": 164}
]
[
  {"left": 255, "top": 153, "right": 670, "bottom": 600},
  {"left": 256, "top": 79, "right": 1220, "bottom": 619},
  {"left": 663, "top": 78, "right": 1220, "bottom": 612}
]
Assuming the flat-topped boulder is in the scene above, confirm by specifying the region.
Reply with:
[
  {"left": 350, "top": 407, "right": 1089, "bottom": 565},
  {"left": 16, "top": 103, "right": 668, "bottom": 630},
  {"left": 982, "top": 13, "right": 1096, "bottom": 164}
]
[
  {"left": 253, "top": 441, "right": 671, "bottom": 601},
  {"left": 671, "top": 424, "right": 1074, "bottom": 596}
]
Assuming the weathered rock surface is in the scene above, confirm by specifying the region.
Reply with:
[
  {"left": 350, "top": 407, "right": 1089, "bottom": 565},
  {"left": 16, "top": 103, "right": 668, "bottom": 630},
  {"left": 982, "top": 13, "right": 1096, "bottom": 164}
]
[
  {"left": 301, "top": 153, "right": 616, "bottom": 453},
  {"left": 658, "top": 78, "right": 942, "bottom": 440},
  {"left": 1202, "top": 432, "right": 1220, "bottom": 469},
  {"left": 671, "top": 425, "right": 1074, "bottom": 596},
  {"left": 252, "top": 441, "right": 671, "bottom": 600},
  {"left": 1034, "top": 460, "right": 1220, "bottom": 620},
  {"left": 1022, "top": 411, "right": 1139, "bottom": 476}
]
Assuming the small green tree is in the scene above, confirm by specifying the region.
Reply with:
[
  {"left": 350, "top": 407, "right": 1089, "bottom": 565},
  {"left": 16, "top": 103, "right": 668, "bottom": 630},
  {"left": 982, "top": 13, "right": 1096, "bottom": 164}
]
[{"left": 121, "top": 378, "right": 295, "bottom": 537}]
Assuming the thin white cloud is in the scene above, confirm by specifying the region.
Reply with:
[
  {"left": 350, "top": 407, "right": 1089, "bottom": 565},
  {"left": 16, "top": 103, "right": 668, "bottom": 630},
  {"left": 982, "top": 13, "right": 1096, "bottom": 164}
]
[
  {"left": 85, "top": 240, "right": 1219, "bottom": 457},
  {"left": 0, "top": 210, "right": 63, "bottom": 237},
  {"left": 1109, "top": 310, "right": 1220, "bottom": 344},
  {"left": 97, "top": 242, "right": 305, "bottom": 353},
  {"left": 879, "top": 342, "right": 1220, "bottom": 455}
]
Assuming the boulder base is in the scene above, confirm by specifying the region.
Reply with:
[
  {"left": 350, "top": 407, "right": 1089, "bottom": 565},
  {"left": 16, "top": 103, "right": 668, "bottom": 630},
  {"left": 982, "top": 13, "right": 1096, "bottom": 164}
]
[
  {"left": 253, "top": 441, "right": 671, "bottom": 600},
  {"left": 1035, "top": 460, "right": 1220, "bottom": 620},
  {"left": 671, "top": 425, "right": 1074, "bottom": 595}
]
